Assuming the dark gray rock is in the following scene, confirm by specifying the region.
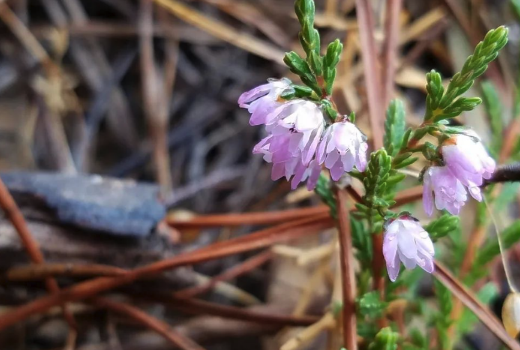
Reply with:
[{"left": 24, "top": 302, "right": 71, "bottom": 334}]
[{"left": 1, "top": 172, "right": 166, "bottom": 237}]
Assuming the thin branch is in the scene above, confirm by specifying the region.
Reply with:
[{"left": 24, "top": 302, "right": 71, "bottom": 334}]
[
  {"left": 335, "top": 189, "right": 357, "bottom": 350},
  {"left": 174, "top": 250, "right": 272, "bottom": 299},
  {"left": 138, "top": 294, "right": 319, "bottom": 327},
  {"left": 433, "top": 262, "right": 520, "bottom": 350},
  {"left": 91, "top": 297, "right": 205, "bottom": 350}
]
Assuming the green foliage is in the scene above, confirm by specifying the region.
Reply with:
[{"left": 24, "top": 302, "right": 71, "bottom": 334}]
[
  {"left": 434, "top": 280, "right": 453, "bottom": 350},
  {"left": 423, "top": 26, "right": 508, "bottom": 123},
  {"left": 440, "top": 26, "right": 508, "bottom": 107},
  {"left": 424, "top": 70, "right": 444, "bottom": 121},
  {"left": 457, "top": 283, "right": 498, "bottom": 334},
  {"left": 315, "top": 174, "right": 336, "bottom": 217},
  {"left": 294, "top": 0, "right": 320, "bottom": 57},
  {"left": 512, "top": 0, "right": 520, "bottom": 20},
  {"left": 404, "top": 328, "right": 428, "bottom": 350},
  {"left": 384, "top": 100, "right": 406, "bottom": 156},
  {"left": 481, "top": 81, "right": 503, "bottom": 155},
  {"left": 358, "top": 149, "right": 395, "bottom": 233},
  {"left": 289, "top": 0, "right": 343, "bottom": 98},
  {"left": 425, "top": 214, "right": 460, "bottom": 241},
  {"left": 474, "top": 220, "right": 520, "bottom": 266},
  {"left": 368, "top": 327, "right": 399, "bottom": 350},
  {"left": 363, "top": 150, "right": 393, "bottom": 205},
  {"left": 283, "top": 51, "right": 321, "bottom": 94},
  {"left": 357, "top": 291, "right": 388, "bottom": 318},
  {"left": 351, "top": 216, "right": 373, "bottom": 264},
  {"left": 495, "top": 183, "right": 520, "bottom": 212},
  {"left": 323, "top": 39, "right": 343, "bottom": 95}
]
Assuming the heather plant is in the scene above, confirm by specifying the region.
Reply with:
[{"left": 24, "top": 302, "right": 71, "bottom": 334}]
[{"left": 238, "top": 0, "right": 520, "bottom": 348}]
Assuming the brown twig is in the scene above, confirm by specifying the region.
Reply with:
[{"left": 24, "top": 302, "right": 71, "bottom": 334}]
[
  {"left": 174, "top": 250, "right": 272, "bottom": 299},
  {"left": 167, "top": 206, "right": 328, "bottom": 228},
  {"left": 0, "top": 214, "right": 332, "bottom": 330},
  {"left": 335, "top": 189, "right": 357, "bottom": 350},
  {"left": 138, "top": 294, "right": 319, "bottom": 327},
  {"left": 0, "top": 176, "right": 76, "bottom": 329},
  {"left": 91, "top": 297, "right": 205, "bottom": 350},
  {"left": 1, "top": 264, "right": 126, "bottom": 282},
  {"left": 433, "top": 262, "right": 520, "bottom": 350},
  {"left": 169, "top": 185, "right": 423, "bottom": 229}
]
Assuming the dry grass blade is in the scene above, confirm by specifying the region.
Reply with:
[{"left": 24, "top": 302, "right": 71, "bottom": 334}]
[
  {"left": 139, "top": 0, "right": 172, "bottom": 194},
  {"left": 381, "top": 0, "right": 403, "bottom": 106},
  {"left": 433, "top": 262, "right": 520, "bottom": 350},
  {"left": 153, "top": 0, "right": 285, "bottom": 64},
  {"left": 335, "top": 189, "right": 357, "bottom": 350},
  {"left": 355, "top": 0, "right": 383, "bottom": 149},
  {"left": 91, "top": 297, "right": 206, "bottom": 350}
]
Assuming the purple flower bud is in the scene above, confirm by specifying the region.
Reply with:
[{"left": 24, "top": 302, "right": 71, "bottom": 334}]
[
  {"left": 383, "top": 215, "right": 435, "bottom": 282},
  {"left": 441, "top": 132, "right": 495, "bottom": 202},
  {"left": 423, "top": 166, "right": 468, "bottom": 216},
  {"left": 238, "top": 79, "right": 291, "bottom": 126},
  {"left": 316, "top": 120, "right": 368, "bottom": 181}
]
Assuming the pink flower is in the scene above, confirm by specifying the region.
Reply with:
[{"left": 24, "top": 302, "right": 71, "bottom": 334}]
[
  {"left": 253, "top": 100, "right": 324, "bottom": 164},
  {"left": 423, "top": 166, "right": 467, "bottom": 216},
  {"left": 250, "top": 99, "right": 324, "bottom": 190},
  {"left": 316, "top": 120, "right": 368, "bottom": 180},
  {"left": 238, "top": 79, "right": 291, "bottom": 126},
  {"left": 383, "top": 215, "right": 435, "bottom": 282},
  {"left": 441, "top": 133, "right": 495, "bottom": 201}
]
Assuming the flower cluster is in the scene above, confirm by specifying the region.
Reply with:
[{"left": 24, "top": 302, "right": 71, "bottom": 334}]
[
  {"left": 239, "top": 79, "right": 368, "bottom": 190},
  {"left": 423, "top": 132, "right": 495, "bottom": 216},
  {"left": 381, "top": 131, "right": 495, "bottom": 281}
]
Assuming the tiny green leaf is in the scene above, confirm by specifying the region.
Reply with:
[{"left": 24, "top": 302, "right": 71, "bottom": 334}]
[
  {"left": 357, "top": 291, "right": 388, "bottom": 318},
  {"left": 368, "top": 327, "right": 399, "bottom": 350},
  {"left": 425, "top": 214, "right": 460, "bottom": 240}
]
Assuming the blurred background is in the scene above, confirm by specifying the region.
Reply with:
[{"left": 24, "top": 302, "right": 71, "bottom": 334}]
[{"left": 0, "top": 0, "right": 519, "bottom": 349}]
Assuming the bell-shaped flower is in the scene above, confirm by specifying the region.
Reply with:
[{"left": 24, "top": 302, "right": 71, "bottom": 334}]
[
  {"left": 441, "top": 132, "right": 495, "bottom": 201},
  {"left": 383, "top": 215, "right": 435, "bottom": 282},
  {"left": 423, "top": 166, "right": 467, "bottom": 216},
  {"left": 316, "top": 120, "right": 368, "bottom": 181},
  {"left": 254, "top": 100, "right": 324, "bottom": 165},
  {"left": 238, "top": 78, "right": 291, "bottom": 126}
]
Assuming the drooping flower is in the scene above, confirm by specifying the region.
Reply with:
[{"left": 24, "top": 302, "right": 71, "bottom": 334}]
[
  {"left": 249, "top": 98, "right": 325, "bottom": 190},
  {"left": 423, "top": 166, "right": 468, "bottom": 216},
  {"left": 238, "top": 78, "right": 291, "bottom": 126},
  {"left": 383, "top": 215, "right": 435, "bottom": 282},
  {"left": 316, "top": 119, "right": 368, "bottom": 180},
  {"left": 252, "top": 100, "right": 324, "bottom": 164},
  {"left": 441, "top": 132, "right": 495, "bottom": 201}
]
